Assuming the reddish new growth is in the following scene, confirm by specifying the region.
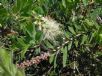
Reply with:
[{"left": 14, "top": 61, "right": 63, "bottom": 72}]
[{"left": 17, "top": 52, "right": 50, "bottom": 68}]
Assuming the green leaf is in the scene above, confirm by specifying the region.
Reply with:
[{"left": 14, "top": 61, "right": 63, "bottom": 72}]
[
  {"left": 74, "top": 40, "right": 78, "bottom": 47},
  {"left": 0, "top": 48, "right": 25, "bottom": 76},
  {"left": 25, "top": 24, "right": 34, "bottom": 37},
  {"left": 35, "top": 47, "right": 40, "bottom": 55},
  {"left": 17, "top": 37, "right": 30, "bottom": 58},
  {"left": 81, "top": 35, "right": 87, "bottom": 45},
  {"left": 62, "top": 0, "right": 66, "bottom": 8},
  {"left": 89, "top": 32, "right": 95, "bottom": 43},
  {"left": 54, "top": 54, "right": 57, "bottom": 69},
  {"left": 0, "top": 49, "right": 11, "bottom": 74},
  {"left": 49, "top": 54, "right": 55, "bottom": 64},
  {"left": 61, "top": 47, "right": 68, "bottom": 67},
  {"left": 82, "top": 0, "right": 88, "bottom": 6},
  {"left": 35, "top": 31, "right": 43, "bottom": 42},
  {"left": 34, "top": 6, "right": 44, "bottom": 15},
  {"left": 68, "top": 26, "right": 76, "bottom": 34},
  {"left": 16, "top": 0, "right": 22, "bottom": 12},
  {"left": 64, "top": 31, "right": 70, "bottom": 38},
  {"left": 68, "top": 41, "right": 72, "bottom": 50},
  {"left": 17, "top": 37, "right": 26, "bottom": 47},
  {"left": 21, "top": 44, "right": 30, "bottom": 58},
  {"left": 25, "top": 23, "right": 36, "bottom": 44},
  {"left": 16, "top": 69, "right": 25, "bottom": 76},
  {"left": 16, "top": 0, "right": 27, "bottom": 12},
  {"left": 45, "top": 40, "right": 54, "bottom": 49}
]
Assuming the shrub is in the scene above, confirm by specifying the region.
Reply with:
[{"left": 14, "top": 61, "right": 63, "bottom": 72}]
[{"left": 0, "top": 0, "right": 102, "bottom": 76}]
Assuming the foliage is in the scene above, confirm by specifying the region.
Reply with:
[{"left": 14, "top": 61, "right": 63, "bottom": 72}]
[
  {"left": 0, "top": 0, "right": 102, "bottom": 76},
  {"left": 0, "top": 48, "right": 25, "bottom": 76}
]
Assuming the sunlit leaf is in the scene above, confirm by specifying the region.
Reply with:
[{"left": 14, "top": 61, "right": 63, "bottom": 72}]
[
  {"left": 61, "top": 47, "right": 68, "bottom": 67},
  {"left": 81, "top": 35, "right": 87, "bottom": 45},
  {"left": 68, "top": 26, "right": 76, "bottom": 34},
  {"left": 49, "top": 54, "right": 55, "bottom": 64},
  {"left": 68, "top": 41, "right": 72, "bottom": 50}
]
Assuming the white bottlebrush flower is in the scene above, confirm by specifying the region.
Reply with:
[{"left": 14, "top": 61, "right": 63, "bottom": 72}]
[{"left": 38, "top": 16, "right": 63, "bottom": 40}]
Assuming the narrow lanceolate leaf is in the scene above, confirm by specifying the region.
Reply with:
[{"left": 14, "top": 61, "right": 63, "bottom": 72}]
[
  {"left": 21, "top": 44, "right": 30, "bottom": 58},
  {"left": 61, "top": 47, "right": 68, "bottom": 67},
  {"left": 89, "top": 32, "right": 95, "bottom": 43},
  {"left": 54, "top": 55, "right": 57, "bottom": 69},
  {"left": 45, "top": 40, "right": 54, "bottom": 49},
  {"left": 68, "top": 26, "right": 76, "bottom": 34},
  {"left": 68, "top": 41, "right": 72, "bottom": 50},
  {"left": 81, "top": 35, "right": 87, "bottom": 45},
  {"left": 74, "top": 40, "right": 78, "bottom": 47},
  {"left": 62, "top": 0, "right": 66, "bottom": 8},
  {"left": 64, "top": 31, "right": 70, "bottom": 38},
  {"left": 16, "top": 0, "right": 22, "bottom": 12},
  {"left": 49, "top": 54, "right": 55, "bottom": 64}
]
